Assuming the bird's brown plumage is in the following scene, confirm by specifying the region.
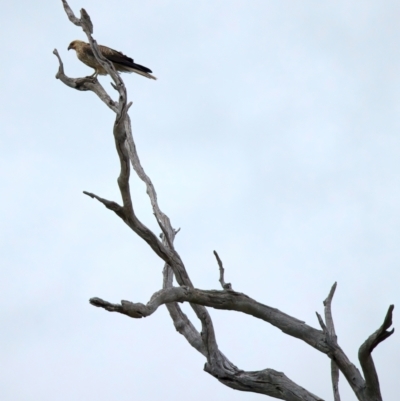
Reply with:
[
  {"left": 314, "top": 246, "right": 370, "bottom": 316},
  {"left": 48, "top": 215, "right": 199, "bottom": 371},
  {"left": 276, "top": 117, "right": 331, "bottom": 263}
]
[{"left": 68, "top": 40, "right": 156, "bottom": 80}]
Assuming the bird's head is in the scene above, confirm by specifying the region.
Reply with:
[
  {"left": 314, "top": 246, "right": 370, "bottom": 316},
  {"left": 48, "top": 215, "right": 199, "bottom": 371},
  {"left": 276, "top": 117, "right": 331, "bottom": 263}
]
[{"left": 68, "top": 40, "right": 85, "bottom": 51}]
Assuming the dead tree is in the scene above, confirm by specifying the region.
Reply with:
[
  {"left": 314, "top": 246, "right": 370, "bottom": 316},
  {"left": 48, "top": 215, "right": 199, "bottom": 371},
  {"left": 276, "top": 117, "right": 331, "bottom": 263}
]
[{"left": 54, "top": 2, "right": 394, "bottom": 400}]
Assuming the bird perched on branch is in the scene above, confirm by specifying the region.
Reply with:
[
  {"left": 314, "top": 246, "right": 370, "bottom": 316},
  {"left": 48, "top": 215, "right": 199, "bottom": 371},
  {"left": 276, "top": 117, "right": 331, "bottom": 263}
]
[{"left": 68, "top": 40, "right": 156, "bottom": 80}]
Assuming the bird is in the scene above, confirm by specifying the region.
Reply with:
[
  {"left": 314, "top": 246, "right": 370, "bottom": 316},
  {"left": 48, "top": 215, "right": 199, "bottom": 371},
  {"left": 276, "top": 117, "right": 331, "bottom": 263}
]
[{"left": 68, "top": 40, "right": 156, "bottom": 80}]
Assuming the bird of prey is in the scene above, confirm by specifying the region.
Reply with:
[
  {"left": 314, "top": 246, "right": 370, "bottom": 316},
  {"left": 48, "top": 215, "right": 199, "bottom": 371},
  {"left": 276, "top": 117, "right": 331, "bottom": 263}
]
[{"left": 68, "top": 40, "right": 156, "bottom": 80}]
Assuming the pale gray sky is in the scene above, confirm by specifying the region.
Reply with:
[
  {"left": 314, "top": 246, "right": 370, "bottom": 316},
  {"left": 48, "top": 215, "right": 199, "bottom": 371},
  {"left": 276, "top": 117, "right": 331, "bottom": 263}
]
[{"left": 1, "top": 1, "right": 399, "bottom": 400}]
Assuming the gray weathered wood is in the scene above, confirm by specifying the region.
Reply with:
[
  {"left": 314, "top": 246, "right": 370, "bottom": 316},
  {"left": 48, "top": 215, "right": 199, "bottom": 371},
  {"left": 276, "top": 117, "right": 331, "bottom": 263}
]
[
  {"left": 322, "top": 283, "right": 341, "bottom": 401},
  {"left": 54, "top": 2, "right": 394, "bottom": 400},
  {"left": 213, "top": 250, "right": 232, "bottom": 290},
  {"left": 358, "top": 305, "right": 395, "bottom": 401}
]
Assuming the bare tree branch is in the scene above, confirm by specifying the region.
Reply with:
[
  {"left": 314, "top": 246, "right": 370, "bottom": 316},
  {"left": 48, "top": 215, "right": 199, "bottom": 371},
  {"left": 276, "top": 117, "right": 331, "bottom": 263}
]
[
  {"left": 90, "top": 286, "right": 330, "bottom": 353},
  {"left": 114, "top": 120, "right": 204, "bottom": 351},
  {"left": 316, "top": 288, "right": 365, "bottom": 400},
  {"left": 322, "top": 283, "right": 340, "bottom": 401},
  {"left": 213, "top": 250, "right": 232, "bottom": 290},
  {"left": 83, "top": 191, "right": 124, "bottom": 216},
  {"left": 160, "top": 231, "right": 208, "bottom": 356},
  {"left": 53, "top": 49, "right": 118, "bottom": 112},
  {"left": 116, "top": 122, "right": 223, "bottom": 375},
  {"left": 155, "top": 215, "right": 174, "bottom": 250},
  {"left": 90, "top": 289, "right": 325, "bottom": 400},
  {"left": 79, "top": 8, "right": 93, "bottom": 33},
  {"left": 61, "top": 0, "right": 81, "bottom": 26},
  {"left": 323, "top": 282, "right": 337, "bottom": 336},
  {"left": 358, "top": 305, "right": 395, "bottom": 401},
  {"left": 330, "top": 361, "right": 340, "bottom": 401},
  {"left": 209, "top": 367, "right": 324, "bottom": 401}
]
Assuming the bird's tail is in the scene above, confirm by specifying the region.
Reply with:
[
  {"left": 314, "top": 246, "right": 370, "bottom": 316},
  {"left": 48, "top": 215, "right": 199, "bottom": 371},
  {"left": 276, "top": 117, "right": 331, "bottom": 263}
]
[{"left": 129, "top": 68, "right": 157, "bottom": 80}]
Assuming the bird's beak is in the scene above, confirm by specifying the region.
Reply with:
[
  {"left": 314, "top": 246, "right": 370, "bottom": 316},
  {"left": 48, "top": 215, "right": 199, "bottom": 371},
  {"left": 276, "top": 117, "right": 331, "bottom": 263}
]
[{"left": 67, "top": 44, "right": 72, "bottom": 51}]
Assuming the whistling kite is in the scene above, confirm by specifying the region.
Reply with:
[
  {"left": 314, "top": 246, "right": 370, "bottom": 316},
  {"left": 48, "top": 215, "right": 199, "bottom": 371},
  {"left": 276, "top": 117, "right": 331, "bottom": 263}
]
[{"left": 68, "top": 40, "right": 156, "bottom": 80}]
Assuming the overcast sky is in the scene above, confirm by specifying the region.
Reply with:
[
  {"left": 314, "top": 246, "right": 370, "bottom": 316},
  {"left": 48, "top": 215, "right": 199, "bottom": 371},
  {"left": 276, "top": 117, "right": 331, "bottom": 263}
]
[{"left": 1, "top": 1, "right": 399, "bottom": 400}]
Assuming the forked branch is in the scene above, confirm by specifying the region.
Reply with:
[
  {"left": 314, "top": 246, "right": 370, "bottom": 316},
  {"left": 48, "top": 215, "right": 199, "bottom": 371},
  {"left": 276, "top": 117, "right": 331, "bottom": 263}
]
[
  {"left": 358, "top": 305, "right": 395, "bottom": 401},
  {"left": 53, "top": 49, "right": 117, "bottom": 111},
  {"left": 55, "top": 2, "right": 394, "bottom": 400},
  {"left": 316, "top": 285, "right": 365, "bottom": 400}
]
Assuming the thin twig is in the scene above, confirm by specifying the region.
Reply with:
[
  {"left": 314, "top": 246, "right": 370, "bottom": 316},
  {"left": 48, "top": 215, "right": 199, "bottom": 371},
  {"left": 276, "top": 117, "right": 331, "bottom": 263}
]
[
  {"left": 316, "top": 312, "right": 327, "bottom": 333},
  {"left": 213, "top": 250, "right": 232, "bottom": 290},
  {"left": 322, "top": 282, "right": 340, "bottom": 401},
  {"left": 323, "top": 282, "right": 337, "bottom": 335},
  {"left": 83, "top": 191, "right": 125, "bottom": 218}
]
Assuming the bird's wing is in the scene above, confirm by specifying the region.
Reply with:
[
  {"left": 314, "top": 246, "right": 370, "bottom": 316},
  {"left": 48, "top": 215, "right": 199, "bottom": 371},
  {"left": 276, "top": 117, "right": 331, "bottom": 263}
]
[{"left": 99, "top": 45, "right": 153, "bottom": 73}]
